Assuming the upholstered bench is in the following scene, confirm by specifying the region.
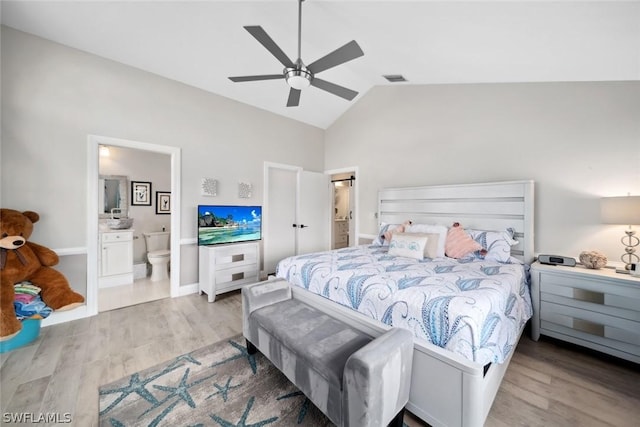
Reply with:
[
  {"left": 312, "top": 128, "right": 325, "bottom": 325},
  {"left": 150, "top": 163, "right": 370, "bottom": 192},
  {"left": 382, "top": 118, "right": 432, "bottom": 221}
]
[{"left": 242, "top": 279, "right": 413, "bottom": 427}]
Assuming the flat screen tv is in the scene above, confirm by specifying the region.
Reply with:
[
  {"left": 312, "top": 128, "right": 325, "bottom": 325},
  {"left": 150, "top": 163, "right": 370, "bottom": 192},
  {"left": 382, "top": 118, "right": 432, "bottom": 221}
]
[{"left": 197, "top": 205, "right": 262, "bottom": 246}]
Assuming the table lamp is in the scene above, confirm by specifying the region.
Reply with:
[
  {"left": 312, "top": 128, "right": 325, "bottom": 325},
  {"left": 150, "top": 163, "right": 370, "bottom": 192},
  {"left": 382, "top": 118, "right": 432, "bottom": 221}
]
[{"left": 601, "top": 195, "right": 640, "bottom": 273}]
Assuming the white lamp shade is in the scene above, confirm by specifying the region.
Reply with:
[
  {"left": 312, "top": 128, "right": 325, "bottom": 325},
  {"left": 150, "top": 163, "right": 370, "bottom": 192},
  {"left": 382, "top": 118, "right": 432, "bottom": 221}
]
[{"left": 601, "top": 196, "right": 640, "bottom": 225}]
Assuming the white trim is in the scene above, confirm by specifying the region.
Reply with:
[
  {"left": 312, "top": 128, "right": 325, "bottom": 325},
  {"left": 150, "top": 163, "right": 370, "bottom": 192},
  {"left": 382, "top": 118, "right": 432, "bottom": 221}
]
[
  {"left": 176, "top": 283, "right": 199, "bottom": 296},
  {"left": 181, "top": 237, "right": 197, "bottom": 246},
  {"left": 52, "top": 247, "right": 86, "bottom": 256},
  {"left": 358, "top": 233, "right": 377, "bottom": 240},
  {"left": 87, "top": 134, "right": 182, "bottom": 318},
  {"left": 42, "top": 305, "right": 89, "bottom": 327}
]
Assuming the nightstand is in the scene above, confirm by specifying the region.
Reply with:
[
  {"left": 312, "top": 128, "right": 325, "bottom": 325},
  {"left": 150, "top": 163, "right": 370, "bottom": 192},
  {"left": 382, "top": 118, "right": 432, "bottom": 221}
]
[{"left": 530, "top": 261, "right": 640, "bottom": 363}]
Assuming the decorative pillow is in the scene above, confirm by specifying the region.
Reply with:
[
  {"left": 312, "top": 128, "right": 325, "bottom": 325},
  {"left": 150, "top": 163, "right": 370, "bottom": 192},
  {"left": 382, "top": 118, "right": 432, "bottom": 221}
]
[
  {"left": 445, "top": 222, "right": 484, "bottom": 259},
  {"left": 388, "top": 233, "right": 428, "bottom": 260},
  {"left": 467, "top": 228, "right": 518, "bottom": 263},
  {"left": 373, "top": 221, "right": 412, "bottom": 246},
  {"left": 372, "top": 223, "right": 396, "bottom": 245},
  {"left": 404, "top": 223, "right": 448, "bottom": 257}
]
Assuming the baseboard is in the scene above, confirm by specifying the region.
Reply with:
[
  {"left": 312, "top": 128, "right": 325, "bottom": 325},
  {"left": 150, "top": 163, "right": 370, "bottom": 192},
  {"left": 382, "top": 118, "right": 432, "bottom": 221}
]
[
  {"left": 42, "top": 305, "right": 90, "bottom": 327},
  {"left": 177, "top": 283, "right": 199, "bottom": 296}
]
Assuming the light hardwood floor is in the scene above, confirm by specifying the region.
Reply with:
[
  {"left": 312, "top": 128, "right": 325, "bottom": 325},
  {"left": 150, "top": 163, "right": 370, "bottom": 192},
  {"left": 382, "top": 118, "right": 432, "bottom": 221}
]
[
  {"left": 98, "top": 277, "right": 171, "bottom": 312},
  {"left": 1, "top": 291, "right": 638, "bottom": 426}
]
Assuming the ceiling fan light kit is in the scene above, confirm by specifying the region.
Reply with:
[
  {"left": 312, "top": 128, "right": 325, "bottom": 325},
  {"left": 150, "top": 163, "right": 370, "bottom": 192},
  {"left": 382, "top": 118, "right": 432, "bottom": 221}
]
[
  {"left": 229, "top": 0, "right": 364, "bottom": 107},
  {"left": 285, "top": 65, "right": 312, "bottom": 90}
]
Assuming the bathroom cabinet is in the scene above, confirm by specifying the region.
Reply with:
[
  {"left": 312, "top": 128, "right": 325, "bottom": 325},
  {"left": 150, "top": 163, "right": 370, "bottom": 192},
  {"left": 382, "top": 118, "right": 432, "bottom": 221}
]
[
  {"left": 334, "top": 219, "right": 349, "bottom": 249},
  {"left": 99, "top": 230, "right": 134, "bottom": 287},
  {"left": 198, "top": 241, "right": 259, "bottom": 302}
]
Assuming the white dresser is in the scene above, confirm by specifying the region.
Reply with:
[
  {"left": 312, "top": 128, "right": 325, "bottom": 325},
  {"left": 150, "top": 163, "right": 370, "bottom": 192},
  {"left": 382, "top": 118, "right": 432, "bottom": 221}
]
[
  {"left": 530, "top": 261, "right": 640, "bottom": 363},
  {"left": 198, "top": 241, "right": 259, "bottom": 302},
  {"left": 99, "top": 230, "right": 134, "bottom": 287}
]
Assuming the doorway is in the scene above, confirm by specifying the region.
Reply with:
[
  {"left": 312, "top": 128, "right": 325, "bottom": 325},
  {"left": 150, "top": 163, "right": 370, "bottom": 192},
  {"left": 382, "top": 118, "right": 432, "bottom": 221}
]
[
  {"left": 87, "top": 135, "right": 181, "bottom": 316},
  {"left": 327, "top": 168, "right": 358, "bottom": 249},
  {"left": 263, "top": 162, "right": 330, "bottom": 275}
]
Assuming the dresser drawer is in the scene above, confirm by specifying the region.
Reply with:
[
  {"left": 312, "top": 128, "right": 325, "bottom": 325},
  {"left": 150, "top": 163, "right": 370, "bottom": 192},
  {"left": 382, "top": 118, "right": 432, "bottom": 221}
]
[
  {"left": 101, "top": 231, "right": 133, "bottom": 242},
  {"left": 213, "top": 245, "right": 258, "bottom": 269},
  {"left": 215, "top": 264, "right": 259, "bottom": 291}
]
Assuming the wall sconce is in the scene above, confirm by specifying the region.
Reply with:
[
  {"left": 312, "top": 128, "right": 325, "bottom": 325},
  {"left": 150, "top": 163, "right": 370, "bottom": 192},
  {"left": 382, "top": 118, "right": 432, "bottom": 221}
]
[
  {"left": 601, "top": 195, "right": 640, "bottom": 273},
  {"left": 99, "top": 145, "right": 111, "bottom": 157}
]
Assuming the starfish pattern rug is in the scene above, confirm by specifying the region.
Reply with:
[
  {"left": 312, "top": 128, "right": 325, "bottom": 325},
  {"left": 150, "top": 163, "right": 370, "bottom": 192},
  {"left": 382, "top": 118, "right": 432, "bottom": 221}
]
[{"left": 98, "top": 334, "right": 333, "bottom": 426}]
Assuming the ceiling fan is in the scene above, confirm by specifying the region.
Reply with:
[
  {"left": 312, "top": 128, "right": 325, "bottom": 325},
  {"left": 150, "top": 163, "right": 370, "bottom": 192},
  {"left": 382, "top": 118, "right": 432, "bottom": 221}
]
[{"left": 228, "top": 0, "right": 364, "bottom": 107}]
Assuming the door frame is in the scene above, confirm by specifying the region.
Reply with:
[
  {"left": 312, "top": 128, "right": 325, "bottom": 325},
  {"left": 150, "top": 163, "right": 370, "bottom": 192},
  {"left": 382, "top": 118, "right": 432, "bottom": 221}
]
[
  {"left": 325, "top": 166, "right": 359, "bottom": 246},
  {"left": 87, "top": 134, "right": 181, "bottom": 316}
]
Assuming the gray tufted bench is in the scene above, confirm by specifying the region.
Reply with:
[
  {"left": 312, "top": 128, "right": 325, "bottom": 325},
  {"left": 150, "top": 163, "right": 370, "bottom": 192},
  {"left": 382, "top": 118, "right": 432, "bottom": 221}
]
[{"left": 242, "top": 279, "right": 413, "bottom": 427}]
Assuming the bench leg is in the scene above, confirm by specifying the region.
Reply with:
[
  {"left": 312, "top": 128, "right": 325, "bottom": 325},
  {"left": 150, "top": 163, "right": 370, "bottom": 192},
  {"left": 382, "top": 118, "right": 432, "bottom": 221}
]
[
  {"left": 388, "top": 407, "right": 405, "bottom": 427},
  {"left": 246, "top": 339, "right": 258, "bottom": 355}
]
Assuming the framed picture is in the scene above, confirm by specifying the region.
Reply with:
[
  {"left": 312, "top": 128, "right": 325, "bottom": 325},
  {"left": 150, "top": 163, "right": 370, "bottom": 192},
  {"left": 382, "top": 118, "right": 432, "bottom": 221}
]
[
  {"left": 131, "top": 181, "right": 152, "bottom": 206},
  {"left": 156, "top": 191, "right": 171, "bottom": 214}
]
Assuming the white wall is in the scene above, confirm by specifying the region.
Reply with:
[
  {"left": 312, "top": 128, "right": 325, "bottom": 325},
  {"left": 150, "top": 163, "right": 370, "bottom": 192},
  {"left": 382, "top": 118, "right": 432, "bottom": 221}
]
[
  {"left": 325, "top": 82, "right": 640, "bottom": 265},
  {"left": 1, "top": 27, "right": 325, "bottom": 292}
]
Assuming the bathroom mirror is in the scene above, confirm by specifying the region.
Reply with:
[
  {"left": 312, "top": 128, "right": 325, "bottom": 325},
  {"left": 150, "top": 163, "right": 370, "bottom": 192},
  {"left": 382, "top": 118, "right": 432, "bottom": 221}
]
[{"left": 99, "top": 175, "right": 128, "bottom": 218}]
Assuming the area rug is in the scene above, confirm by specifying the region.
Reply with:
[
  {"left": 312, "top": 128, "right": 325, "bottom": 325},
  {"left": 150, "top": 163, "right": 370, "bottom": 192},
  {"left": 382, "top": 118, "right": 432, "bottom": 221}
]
[{"left": 99, "top": 334, "right": 333, "bottom": 426}]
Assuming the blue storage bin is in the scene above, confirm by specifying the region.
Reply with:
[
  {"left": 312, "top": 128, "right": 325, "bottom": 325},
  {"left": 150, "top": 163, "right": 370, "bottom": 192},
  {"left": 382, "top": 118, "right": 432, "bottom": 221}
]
[{"left": 0, "top": 318, "right": 42, "bottom": 353}]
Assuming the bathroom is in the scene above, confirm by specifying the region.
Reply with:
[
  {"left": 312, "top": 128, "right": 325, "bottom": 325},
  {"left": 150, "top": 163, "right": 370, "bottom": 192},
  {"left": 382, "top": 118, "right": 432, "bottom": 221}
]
[{"left": 98, "top": 145, "right": 171, "bottom": 311}]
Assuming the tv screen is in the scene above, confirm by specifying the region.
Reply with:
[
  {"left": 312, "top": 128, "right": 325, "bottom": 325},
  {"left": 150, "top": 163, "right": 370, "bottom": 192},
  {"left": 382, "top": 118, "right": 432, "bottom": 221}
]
[{"left": 197, "top": 205, "right": 262, "bottom": 246}]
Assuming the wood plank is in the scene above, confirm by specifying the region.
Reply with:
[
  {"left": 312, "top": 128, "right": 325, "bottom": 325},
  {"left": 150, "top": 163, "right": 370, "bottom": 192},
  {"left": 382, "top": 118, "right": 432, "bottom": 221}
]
[{"left": 1, "top": 291, "right": 638, "bottom": 427}]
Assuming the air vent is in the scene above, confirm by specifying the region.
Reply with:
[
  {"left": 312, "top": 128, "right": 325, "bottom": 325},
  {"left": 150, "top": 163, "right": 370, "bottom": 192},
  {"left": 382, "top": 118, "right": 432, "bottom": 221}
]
[{"left": 383, "top": 74, "right": 407, "bottom": 83}]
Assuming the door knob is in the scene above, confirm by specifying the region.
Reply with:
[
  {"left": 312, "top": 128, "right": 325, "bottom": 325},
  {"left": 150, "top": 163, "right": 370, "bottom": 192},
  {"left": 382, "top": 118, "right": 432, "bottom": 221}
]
[{"left": 299, "top": 224, "right": 307, "bottom": 228}]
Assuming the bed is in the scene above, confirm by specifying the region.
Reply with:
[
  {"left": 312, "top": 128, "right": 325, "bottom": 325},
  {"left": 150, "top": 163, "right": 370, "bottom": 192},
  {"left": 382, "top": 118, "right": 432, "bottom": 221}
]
[{"left": 275, "top": 180, "right": 535, "bottom": 427}]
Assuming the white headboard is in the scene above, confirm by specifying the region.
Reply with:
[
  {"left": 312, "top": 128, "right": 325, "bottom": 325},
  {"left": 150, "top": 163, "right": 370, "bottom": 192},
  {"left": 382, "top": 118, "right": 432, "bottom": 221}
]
[{"left": 378, "top": 180, "right": 535, "bottom": 264}]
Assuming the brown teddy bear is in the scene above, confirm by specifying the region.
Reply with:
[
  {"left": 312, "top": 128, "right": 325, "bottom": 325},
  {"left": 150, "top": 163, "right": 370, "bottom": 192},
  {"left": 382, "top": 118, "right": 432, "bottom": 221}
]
[{"left": 0, "top": 209, "right": 84, "bottom": 341}]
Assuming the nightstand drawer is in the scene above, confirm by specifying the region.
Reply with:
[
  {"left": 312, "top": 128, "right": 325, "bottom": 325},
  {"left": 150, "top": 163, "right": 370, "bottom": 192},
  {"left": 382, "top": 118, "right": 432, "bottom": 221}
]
[
  {"left": 540, "top": 291, "right": 640, "bottom": 323},
  {"left": 541, "top": 302, "right": 640, "bottom": 345},
  {"left": 540, "top": 273, "right": 640, "bottom": 314}
]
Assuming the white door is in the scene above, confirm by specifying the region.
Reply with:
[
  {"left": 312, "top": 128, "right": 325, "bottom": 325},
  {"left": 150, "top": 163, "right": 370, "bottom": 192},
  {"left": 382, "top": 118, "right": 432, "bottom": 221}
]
[
  {"left": 265, "top": 166, "right": 297, "bottom": 275},
  {"left": 298, "top": 171, "right": 330, "bottom": 255}
]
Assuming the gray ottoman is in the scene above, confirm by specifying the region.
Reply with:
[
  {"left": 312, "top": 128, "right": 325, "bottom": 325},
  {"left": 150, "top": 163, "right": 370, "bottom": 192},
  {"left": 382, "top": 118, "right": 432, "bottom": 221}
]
[{"left": 243, "top": 279, "right": 414, "bottom": 427}]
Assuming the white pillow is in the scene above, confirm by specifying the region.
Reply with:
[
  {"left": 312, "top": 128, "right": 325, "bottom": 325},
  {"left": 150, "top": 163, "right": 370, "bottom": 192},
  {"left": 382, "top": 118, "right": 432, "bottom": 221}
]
[
  {"left": 404, "top": 224, "right": 448, "bottom": 257},
  {"left": 388, "top": 233, "right": 429, "bottom": 260}
]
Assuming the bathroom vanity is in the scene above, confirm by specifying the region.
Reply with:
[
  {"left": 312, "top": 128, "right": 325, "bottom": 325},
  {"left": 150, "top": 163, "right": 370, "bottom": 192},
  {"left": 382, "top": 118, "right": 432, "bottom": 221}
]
[{"left": 99, "top": 230, "right": 134, "bottom": 287}]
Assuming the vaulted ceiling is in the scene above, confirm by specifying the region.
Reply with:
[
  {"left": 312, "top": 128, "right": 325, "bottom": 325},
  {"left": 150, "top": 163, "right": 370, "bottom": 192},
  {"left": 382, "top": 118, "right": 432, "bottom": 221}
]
[{"left": 2, "top": 1, "right": 639, "bottom": 129}]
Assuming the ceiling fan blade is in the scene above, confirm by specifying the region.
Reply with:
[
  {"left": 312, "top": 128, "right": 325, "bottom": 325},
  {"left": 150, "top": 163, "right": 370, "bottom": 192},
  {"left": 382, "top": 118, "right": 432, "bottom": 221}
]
[
  {"left": 287, "top": 88, "right": 301, "bottom": 107},
  {"left": 244, "top": 26, "right": 295, "bottom": 68},
  {"left": 229, "top": 74, "right": 284, "bottom": 82},
  {"left": 307, "top": 40, "right": 364, "bottom": 74},
  {"left": 311, "top": 78, "right": 358, "bottom": 101}
]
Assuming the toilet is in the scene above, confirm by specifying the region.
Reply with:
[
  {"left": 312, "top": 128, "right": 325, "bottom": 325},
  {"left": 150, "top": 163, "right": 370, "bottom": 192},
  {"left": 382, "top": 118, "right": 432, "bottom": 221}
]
[{"left": 143, "top": 231, "right": 170, "bottom": 282}]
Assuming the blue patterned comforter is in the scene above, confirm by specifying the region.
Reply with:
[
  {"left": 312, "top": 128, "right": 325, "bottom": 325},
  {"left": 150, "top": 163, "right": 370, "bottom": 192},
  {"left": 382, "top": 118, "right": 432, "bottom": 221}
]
[{"left": 276, "top": 245, "right": 533, "bottom": 365}]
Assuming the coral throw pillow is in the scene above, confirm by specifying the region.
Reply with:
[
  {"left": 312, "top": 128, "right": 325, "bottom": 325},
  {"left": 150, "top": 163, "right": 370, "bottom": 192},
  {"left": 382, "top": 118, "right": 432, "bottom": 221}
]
[{"left": 445, "top": 222, "right": 483, "bottom": 259}]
